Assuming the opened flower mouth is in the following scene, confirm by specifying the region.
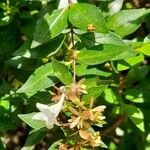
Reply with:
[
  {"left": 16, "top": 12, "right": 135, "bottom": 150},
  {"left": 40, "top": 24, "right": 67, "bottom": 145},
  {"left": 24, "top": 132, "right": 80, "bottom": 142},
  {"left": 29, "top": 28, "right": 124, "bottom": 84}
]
[{"left": 32, "top": 93, "right": 65, "bottom": 129}]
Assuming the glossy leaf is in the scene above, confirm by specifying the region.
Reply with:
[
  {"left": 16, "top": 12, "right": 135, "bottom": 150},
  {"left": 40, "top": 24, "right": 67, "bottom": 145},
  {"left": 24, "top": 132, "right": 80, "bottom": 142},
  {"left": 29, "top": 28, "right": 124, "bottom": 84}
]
[
  {"left": 31, "top": 8, "right": 68, "bottom": 48},
  {"left": 13, "top": 34, "right": 65, "bottom": 59},
  {"left": 84, "top": 77, "right": 99, "bottom": 89},
  {"left": 77, "top": 45, "right": 136, "bottom": 65},
  {"left": 117, "top": 54, "right": 144, "bottom": 71},
  {"left": 76, "top": 64, "right": 111, "bottom": 77},
  {"left": 51, "top": 58, "right": 72, "bottom": 85},
  {"left": 22, "top": 129, "right": 46, "bottom": 148},
  {"left": 0, "top": 99, "right": 10, "bottom": 110},
  {"left": 78, "top": 32, "right": 126, "bottom": 47},
  {"left": 125, "top": 89, "right": 144, "bottom": 103},
  {"left": 102, "top": 88, "right": 120, "bottom": 104},
  {"left": 136, "top": 43, "right": 150, "bottom": 56},
  {"left": 48, "top": 140, "right": 61, "bottom": 150},
  {"left": 126, "top": 66, "right": 150, "bottom": 85},
  {"left": 144, "top": 34, "right": 150, "bottom": 43},
  {"left": 18, "top": 113, "right": 45, "bottom": 129},
  {"left": 124, "top": 104, "right": 145, "bottom": 132},
  {"left": 82, "top": 85, "right": 108, "bottom": 104},
  {"left": 107, "top": 9, "right": 150, "bottom": 37},
  {"left": 17, "top": 63, "right": 54, "bottom": 97},
  {"left": 8, "top": 57, "right": 37, "bottom": 70},
  {"left": 69, "top": 3, "right": 108, "bottom": 33}
]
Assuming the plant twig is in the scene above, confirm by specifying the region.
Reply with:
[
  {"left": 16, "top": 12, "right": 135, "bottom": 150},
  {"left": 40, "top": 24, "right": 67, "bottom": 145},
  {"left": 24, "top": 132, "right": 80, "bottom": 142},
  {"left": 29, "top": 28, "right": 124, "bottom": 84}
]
[
  {"left": 100, "top": 113, "right": 127, "bottom": 137},
  {"left": 70, "top": 27, "right": 76, "bottom": 83}
]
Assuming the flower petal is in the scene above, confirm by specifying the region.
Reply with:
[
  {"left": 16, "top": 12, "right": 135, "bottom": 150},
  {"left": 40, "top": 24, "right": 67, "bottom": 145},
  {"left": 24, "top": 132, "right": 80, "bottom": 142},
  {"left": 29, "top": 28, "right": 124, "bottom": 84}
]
[
  {"left": 70, "top": 116, "right": 81, "bottom": 128},
  {"left": 49, "top": 93, "right": 65, "bottom": 117},
  {"left": 58, "top": 0, "right": 77, "bottom": 9},
  {"left": 92, "top": 105, "right": 106, "bottom": 112},
  {"left": 36, "top": 103, "right": 49, "bottom": 112},
  {"left": 45, "top": 123, "right": 53, "bottom": 129},
  {"left": 33, "top": 93, "right": 65, "bottom": 129},
  {"left": 79, "top": 130, "right": 90, "bottom": 140},
  {"left": 32, "top": 112, "right": 47, "bottom": 121}
]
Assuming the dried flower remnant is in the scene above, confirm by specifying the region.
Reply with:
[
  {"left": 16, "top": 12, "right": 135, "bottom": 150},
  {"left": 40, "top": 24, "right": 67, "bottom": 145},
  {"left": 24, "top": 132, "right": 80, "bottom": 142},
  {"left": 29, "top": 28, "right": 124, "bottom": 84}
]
[
  {"left": 59, "top": 143, "right": 68, "bottom": 150},
  {"left": 59, "top": 143, "right": 81, "bottom": 150},
  {"left": 32, "top": 93, "right": 65, "bottom": 129},
  {"left": 46, "top": 78, "right": 107, "bottom": 149},
  {"left": 65, "top": 79, "right": 87, "bottom": 102},
  {"left": 61, "top": 91, "right": 107, "bottom": 149},
  {"left": 87, "top": 23, "right": 96, "bottom": 32},
  {"left": 68, "top": 100, "right": 106, "bottom": 129},
  {"left": 90, "top": 105, "right": 106, "bottom": 126},
  {"left": 41, "top": 80, "right": 107, "bottom": 149},
  {"left": 79, "top": 130, "right": 107, "bottom": 148}
]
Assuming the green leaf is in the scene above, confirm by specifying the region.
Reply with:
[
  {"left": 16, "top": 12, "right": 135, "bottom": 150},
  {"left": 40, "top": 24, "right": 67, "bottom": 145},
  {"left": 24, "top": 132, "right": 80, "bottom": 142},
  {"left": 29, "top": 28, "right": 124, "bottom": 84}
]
[
  {"left": 77, "top": 45, "right": 136, "bottom": 65},
  {"left": 125, "top": 89, "right": 144, "bottom": 103},
  {"left": 144, "top": 34, "right": 150, "bottom": 43},
  {"left": 0, "top": 24, "right": 21, "bottom": 54},
  {"left": 18, "top": 113, "right": 45, "bottom": 129},
  {"left": 126, "top": 66, "right": 150, "bottom": 85},
  {"left": 0, "top": 139, "right": 4, "bottom": 150},
  {"left": 0, "top": 99, "right": 10, "bottom": 110},
  {"left": 17, "top": 63, "right": 54, "bottom": 97},
  {"left": 76, "top": 64, "right": 111, "bottom": 77},
  {"left": 84, "top": 77, "right": 114, "bottom": 89},
  {"left": 124, "top": 104, "right": 145, "bottom": 132},
  {"left": 117, "top": 54, "right": 144, "bottom": 71},
  {"left": 0, "top": 15, "right": 13, "bottom": 26},
  {"left": 48, "top": 140, "right": 62, "bottom": 150},
  {"left": 69, "top": 3, "right": 108, "bottom": 33},
  {"left": 13, "top": 34, "right": 65, "bottom": 59},
  {"left": 102, "top": 88, "right": 120, "bottom": 104},
  {"left": 82, "top": 85, "right": 108, "bottom": 104},
  {"left": 0, "top": 80, "right": 12, "bottom": 95},
  {"left": 51, "top": 58, "right": 72, "bottom": 85},
  {"left": 84, "top": 77, "right": 99, "bottom": 89},
  {"left": 21, "top": 146, "right": 35, "bottom": 150},
  {"left": 8, "top": 57, "right": 37, "bottom": 70},
  {"left": 31, "top": 8, "right": 68, "bottom": 48},
  {"left": 22, "top": 129, "right": 46, "bottom": 149},
  {"left": 78, "top": 32, "right": 126, "bottom": 47},
  {"left": 107, "top": 9, "right": 150, "bottom": 37},
  {"left": 136, "top": 43, "right": 150, "bottom": 56}
]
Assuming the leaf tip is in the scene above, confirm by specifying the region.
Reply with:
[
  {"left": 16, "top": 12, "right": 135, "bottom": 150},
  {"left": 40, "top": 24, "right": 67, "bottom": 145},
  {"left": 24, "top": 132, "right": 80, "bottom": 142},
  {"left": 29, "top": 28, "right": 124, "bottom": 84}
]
[{"left": 31, "top": 40, "right": 41, "bottom": 48}]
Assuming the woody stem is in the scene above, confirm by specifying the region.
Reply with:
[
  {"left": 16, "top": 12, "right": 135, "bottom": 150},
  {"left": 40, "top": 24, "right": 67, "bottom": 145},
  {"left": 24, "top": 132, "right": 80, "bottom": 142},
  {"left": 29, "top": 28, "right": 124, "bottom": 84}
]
[{"left": 70, "top": 27, "right": 76, "bottom": 83}]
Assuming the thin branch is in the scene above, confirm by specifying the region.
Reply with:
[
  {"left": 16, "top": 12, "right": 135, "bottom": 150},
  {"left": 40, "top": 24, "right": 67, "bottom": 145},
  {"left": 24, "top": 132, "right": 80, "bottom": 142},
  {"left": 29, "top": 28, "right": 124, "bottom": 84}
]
[
  {"left": 73, "top": 57, "right": 76, "bottom": 83},
  {"left": 100, "top": 113, "right": 127, "bottom": 137},
  {"left": 70, "top": 27, "right": 75, "bottom": 49},
  {"left": 70, "top": 27, "right": 76, "bottom": 83}
]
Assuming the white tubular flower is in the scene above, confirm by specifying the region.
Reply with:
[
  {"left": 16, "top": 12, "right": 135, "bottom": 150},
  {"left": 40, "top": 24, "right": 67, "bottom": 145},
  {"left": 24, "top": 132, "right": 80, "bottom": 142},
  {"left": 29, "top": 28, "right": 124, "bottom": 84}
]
[
  {"left": 58, "top": 0, "right": 77, "bottom": 9},
  {"left": 32, "top": 93, "right": 65, "bottom": 129}
]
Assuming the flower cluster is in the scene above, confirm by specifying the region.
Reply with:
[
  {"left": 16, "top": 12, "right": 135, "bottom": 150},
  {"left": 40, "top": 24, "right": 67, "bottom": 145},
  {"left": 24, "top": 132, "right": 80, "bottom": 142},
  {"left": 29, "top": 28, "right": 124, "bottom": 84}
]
[
  {"left": 32, "top": 79, "right": 107, "bottom": 149},
  {"left": 68, "top": 104, "right": 106, "bottom": 129}
]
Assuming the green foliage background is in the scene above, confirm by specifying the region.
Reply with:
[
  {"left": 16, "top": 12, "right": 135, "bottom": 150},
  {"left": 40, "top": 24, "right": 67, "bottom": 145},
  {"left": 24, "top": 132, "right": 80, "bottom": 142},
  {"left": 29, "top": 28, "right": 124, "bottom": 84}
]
[{"left": 0, "top": 0, "right": 150, "bottom": 149}]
